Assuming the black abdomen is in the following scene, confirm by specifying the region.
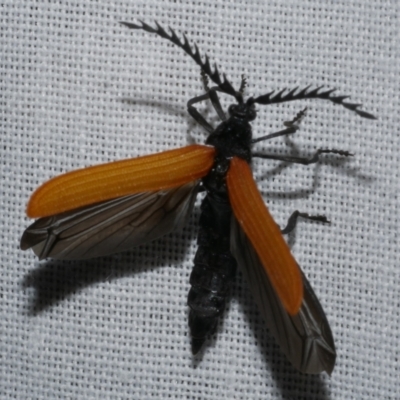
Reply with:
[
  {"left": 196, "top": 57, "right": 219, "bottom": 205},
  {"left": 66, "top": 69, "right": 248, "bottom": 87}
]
[{"left": 188, "top": 193, "right": 237, "bottom": 354}]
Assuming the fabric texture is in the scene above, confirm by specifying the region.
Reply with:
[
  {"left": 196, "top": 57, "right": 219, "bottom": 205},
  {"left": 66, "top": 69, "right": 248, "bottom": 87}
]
[{"left": 1, "top": 1, "right": 399, "bottom": 399}]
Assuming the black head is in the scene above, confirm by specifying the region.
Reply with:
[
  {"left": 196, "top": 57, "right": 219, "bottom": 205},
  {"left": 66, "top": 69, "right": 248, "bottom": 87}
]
[{"left": 228, "top": 97, "right": 257, "bottom": 122}]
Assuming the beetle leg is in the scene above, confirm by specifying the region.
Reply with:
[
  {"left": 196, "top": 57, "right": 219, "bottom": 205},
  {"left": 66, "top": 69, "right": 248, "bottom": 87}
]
[
  {"left": 187, "top": 70, "right": 227, "bottom": 128},
  {"left": 252, "top": 108, "right": 307, "bottom": 143},
  {"left": 238, "top": 74, "right": 247, "bottom": 96},
  {"left": 207, "top": 88, "right": 226, "bottom": 121},
  {"left": 252, "top": 148, "right": 353, "bottom": 164},
  {"left": 280, "top": 211, "right": 330, "bottom": 235},
  {"left": 187, "top": 92, "right": 215, "bottom": 133}
]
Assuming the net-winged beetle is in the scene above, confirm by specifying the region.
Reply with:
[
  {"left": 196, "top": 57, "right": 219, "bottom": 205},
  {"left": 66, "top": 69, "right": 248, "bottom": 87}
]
[{"left": 21, "top": 21, "right": 375, "bottom": 374}]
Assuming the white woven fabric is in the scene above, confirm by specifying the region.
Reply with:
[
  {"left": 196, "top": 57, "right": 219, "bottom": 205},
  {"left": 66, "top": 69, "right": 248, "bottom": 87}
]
[{"left": 1, "top": 1, "right": 399, "bottom": 399}]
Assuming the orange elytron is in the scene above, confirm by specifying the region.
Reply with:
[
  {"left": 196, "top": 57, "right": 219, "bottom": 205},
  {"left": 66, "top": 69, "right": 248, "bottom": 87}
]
[
  {"left": 27, "top": 145, "right": 215, "bottom": 218},
  {"left": 227, "top": 157, "right": 303, "bottom": 316}
]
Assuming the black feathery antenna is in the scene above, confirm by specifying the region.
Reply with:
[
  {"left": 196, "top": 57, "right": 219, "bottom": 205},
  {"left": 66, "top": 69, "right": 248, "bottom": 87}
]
[
  {"left": 121, "top": 21, "right": 237, "bottom": 98},
  {"left": 252, "top": 86, "right": 376, "bottom": 119}
]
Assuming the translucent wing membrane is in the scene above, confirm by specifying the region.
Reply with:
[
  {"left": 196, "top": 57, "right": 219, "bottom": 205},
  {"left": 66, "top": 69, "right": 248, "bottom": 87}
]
[
  {"left": 27, "top": 145, "right": 215, "bottom": 218},
  {"left": 231, "top": 218, "right": 336, "bottom": 374},
  {"left": 226, "top": 157, "right": 303, "bottom": 315},
  {"left": 120, "top": 21, "right": 237, "bottom": 98},
  {"left": 21, "top": 182, "right": 199, "bottom": 260}
]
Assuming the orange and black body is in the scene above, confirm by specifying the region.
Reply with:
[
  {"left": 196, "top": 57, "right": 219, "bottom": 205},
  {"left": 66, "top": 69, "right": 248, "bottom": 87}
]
[{"left": 21, "top": 21, "right": 375, "bottom": 375}]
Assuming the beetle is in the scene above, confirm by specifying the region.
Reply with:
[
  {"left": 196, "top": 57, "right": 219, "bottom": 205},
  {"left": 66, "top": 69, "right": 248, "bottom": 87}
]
[{"left": 21, "top": 21, "right": 375, "bottom": 374}]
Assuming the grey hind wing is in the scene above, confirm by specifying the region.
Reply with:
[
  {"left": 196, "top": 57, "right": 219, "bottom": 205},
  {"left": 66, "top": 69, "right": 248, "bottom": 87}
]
[
  {"left": 230, "top": 217, "right": 336, "bottom": 374},
  {"left": 21, "top": 182, "right": 199, "bottom": 260}
]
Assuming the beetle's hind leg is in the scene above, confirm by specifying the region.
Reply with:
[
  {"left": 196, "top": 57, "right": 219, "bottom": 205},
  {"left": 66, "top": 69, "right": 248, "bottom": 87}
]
[{"left": 280, "top": 211, "right": 330, "bottom": 235}]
